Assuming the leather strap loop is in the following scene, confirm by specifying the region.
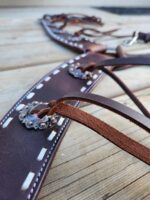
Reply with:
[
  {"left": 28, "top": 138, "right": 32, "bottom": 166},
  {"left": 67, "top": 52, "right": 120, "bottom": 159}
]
[
  {"left": 42, "top": 93, "right": 150, "bottom": 165},
  {"left": 101, "top": 68, "right": 150, "bottom": 117},
  {"left": 79, "top": 54, "right": 150, "bottom": 117},
  {"left": 56, "top": 92, "right": 150, "bottom": 131}
]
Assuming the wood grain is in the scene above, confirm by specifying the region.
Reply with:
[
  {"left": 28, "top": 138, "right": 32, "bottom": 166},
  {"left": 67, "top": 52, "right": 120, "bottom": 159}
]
[
  {"left": 0, "top": 0, "right": 149, "bottom": 7},
  {"left": 0, "top": 7, "right": 149, "bottom": 200}
]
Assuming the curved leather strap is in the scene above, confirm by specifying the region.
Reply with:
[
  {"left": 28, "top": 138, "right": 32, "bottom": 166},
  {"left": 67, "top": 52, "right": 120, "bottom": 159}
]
[
  {"left": 0, "top": 54, "right": 107, "bottom": 200},
  {"left": 138, "top": 32, "right": 150, "bottom": 43},
  {"left": 97, "top": 56, "right": 150, "bottom": 67},
  {"left": 47, "top": 92, "right": 150, "bottom": 132},
  {"left": 81, "top": 55, "right": 150, "bottom": 72},
  {"left": 100, "top": 68, "right": 150, "bottom": 118},
  {"left": 37, "top": 93, "right": 150, "bottom": 165},
  {"left": 79, "top": 54, "right": 150, "bottom": 117},
  {"left": 41, "top": 19, "right": 106, "bottom": 52}
]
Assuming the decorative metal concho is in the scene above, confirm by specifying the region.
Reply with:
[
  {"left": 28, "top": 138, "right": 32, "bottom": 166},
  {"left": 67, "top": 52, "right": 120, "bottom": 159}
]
[
  {"left": 68, "top": 63, "right": 93, "bottom": 79},
  {"left": 19, "top": 101, "right": 58, "bottom": 130}
]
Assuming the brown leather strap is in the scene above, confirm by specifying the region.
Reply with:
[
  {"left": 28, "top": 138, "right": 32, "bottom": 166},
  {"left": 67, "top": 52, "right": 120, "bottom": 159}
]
[
  {"left": 41, "top": 18, "right": 107, "bottom": 53},
  {"left": 101, "top": 68, "right": 150, "bottom": 117},
  {"left": 138, "top": 32, "right": 150, "bottom": 43},
  {"left": 0, "top": 53, "right": 105, "bottom": 200},
  {"left": 79, "top": 54, "right": 150, "bottom": 117},
  {"left": 45, "top": 101, "right": 150, "bottom": 165},
  {"left": 81, "top": 55, "right": 150, "bottom": 71},
  {"left": 36, "top": 91, "right": 150, "bottom": 165},
  {"left": 74, "top": 27, "right": 118, "bottom": 37},
  {"left": 48, "top": 92, "right": 150, "bottom": 132},
  {"left": 97, "top": 56, "right": 150, "bottom": 67},
  {"left": 1, "top": 12, "right": 149, "bottom": 200}
]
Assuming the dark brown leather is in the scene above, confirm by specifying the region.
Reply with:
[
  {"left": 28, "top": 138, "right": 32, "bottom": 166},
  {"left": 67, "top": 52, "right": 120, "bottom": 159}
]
[
  {"left": 78, "top": 53, "right": 150, "bottom": 117},
  {"left": 102, "top": 68, "right": 150, "bottom": 117},
  {"left": 1, "top": 13, "right": 115, "bottom": 200},
  {"left": 138, "top": 32, "right": 150, "bottom": 43},
  {"left": 0, "top": 53, "right": 107, "bottom": 200},
  {"left": 41, "top": 19, "right": 107, "bottom": 53},
  {"left": 1, "top": 13, "right": 150, "bottom": 200}
]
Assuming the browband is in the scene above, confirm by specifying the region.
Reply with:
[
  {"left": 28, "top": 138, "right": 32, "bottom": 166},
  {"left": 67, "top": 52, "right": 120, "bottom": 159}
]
[
  {"left": 0, "top": 13, "right": 149, "bottom": 200},
  {"left": 38, "top": 14, "right": 150, "bottom": 164}
]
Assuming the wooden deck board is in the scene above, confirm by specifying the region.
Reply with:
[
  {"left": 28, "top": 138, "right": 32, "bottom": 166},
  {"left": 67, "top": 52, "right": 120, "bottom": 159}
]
[{"left": 0, "top": 7, "right": 149, "bottom": 200}]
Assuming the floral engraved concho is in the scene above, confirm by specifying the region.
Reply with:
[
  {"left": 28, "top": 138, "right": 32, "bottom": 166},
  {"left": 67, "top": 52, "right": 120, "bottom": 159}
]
[{"left": 19, "top": 101, "right": 58, "bottom": 130}]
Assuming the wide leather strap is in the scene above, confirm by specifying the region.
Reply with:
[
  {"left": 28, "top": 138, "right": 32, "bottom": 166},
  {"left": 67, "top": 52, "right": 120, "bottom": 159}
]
[
  {"left": 0, "top": 53, "right": 106, "bottom": 200},
  {"left": 41, "top": 18, "right": 107, "bottom": 53},
  {"left": 42, "top": 92, "right": 150, "bottom": 165},
  {"left": 1, "top": 12, "right": 149, "bottom": 200}
]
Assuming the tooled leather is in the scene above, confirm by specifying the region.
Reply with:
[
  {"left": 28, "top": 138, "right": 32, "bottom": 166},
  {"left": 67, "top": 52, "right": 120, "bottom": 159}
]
[{"left": 46, "top": 101, "right": 150, "bottom": 165}]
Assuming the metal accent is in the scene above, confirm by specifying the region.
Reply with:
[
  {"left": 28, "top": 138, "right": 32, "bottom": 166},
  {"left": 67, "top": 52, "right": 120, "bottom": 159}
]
[
  {"left": 19, "top": 101, "right": 58, "bottom": 130},
  {"left": 122, "top": 32, "right": 138, "bottom": 46},
  {"left": 68, "top": 64, "right": 93, "bottom": 79}
]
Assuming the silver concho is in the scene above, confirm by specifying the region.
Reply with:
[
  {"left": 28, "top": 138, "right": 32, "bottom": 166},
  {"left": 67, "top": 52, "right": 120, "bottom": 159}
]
[
  {"left": 19, "top": 101, "right": 58, "bottom": 130},
  {"left": 68, "top": 64, "right": 92, "bottom": 79}
]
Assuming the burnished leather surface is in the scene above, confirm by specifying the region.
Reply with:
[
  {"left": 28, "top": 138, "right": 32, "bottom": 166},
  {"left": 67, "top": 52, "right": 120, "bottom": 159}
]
[
  {"left": 0, "top": 52, "right": 111, "bottom": 200},
  {"left": 1, "top": 13, "right": 149, "bottom": 200}
]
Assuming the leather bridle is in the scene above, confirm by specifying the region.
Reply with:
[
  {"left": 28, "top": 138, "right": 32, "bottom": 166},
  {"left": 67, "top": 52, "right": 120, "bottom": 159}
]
[
  {"left": 0, "top": 13, "right": 149, "bottom": 200},
  {"left": 40, "top": 13, "right": 150, "bottom": 165}
]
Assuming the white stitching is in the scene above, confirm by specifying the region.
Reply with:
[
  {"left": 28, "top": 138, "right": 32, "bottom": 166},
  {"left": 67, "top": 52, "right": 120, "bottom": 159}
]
[
  {"left": 26, "top": 92, "right": 35, "bottom": 99},
  {"left": 16, "top": 104, "right": 25, "bottom": 111},
  {"left": 44, "top": 76, "right": 51, "bottom": 82},
  {"left": 0, "top": 54, "right": 99, "bottom": 199},
  {"left": 2, "top": 117, "right": 13, "bottom": 128},
  {"left": 80, "top": 86, "right": 86, "bottom": 92},
  {"left": 21, "top": 172, "right": 35, "bottom": 191},
  {"left": 36, "top": 83, "right": 44, "bottom": 89},
  {"left": 53, "top": 69, "right": 60, "bottom": 75},
  {"left": 37, "top": 148, "right": 47, "bottom": 161}
]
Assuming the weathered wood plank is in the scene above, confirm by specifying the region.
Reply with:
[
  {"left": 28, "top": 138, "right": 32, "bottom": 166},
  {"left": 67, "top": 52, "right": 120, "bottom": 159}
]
[
  {"left": 0, "top": 0, "right": 149, "bottom": 7},
  {"left": 0, "top": 42, "right": 75, "bottom": 71}
]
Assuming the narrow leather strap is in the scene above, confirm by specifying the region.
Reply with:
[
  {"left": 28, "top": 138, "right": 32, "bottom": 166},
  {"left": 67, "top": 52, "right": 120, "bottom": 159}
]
[
  {"left": 97, "top": 56, "right": 150, "bottom": 67},
  {"left": 79, "top": 53, "right": 150, "bottom": 117},
  {"left": 48, "top": 93, "right": 150, "bottom": 132},
  {"left": 42, "top": 97, "right": 150, "bottom": 165},
  {"left": 102, "top": 68, "right": 150, "bottom": 118},
  {"left": 81, "top": 55, "right": 150, "bottom": 72},
  {"left": 138, "top": 32, "right": 150, "bottom": 43}
]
